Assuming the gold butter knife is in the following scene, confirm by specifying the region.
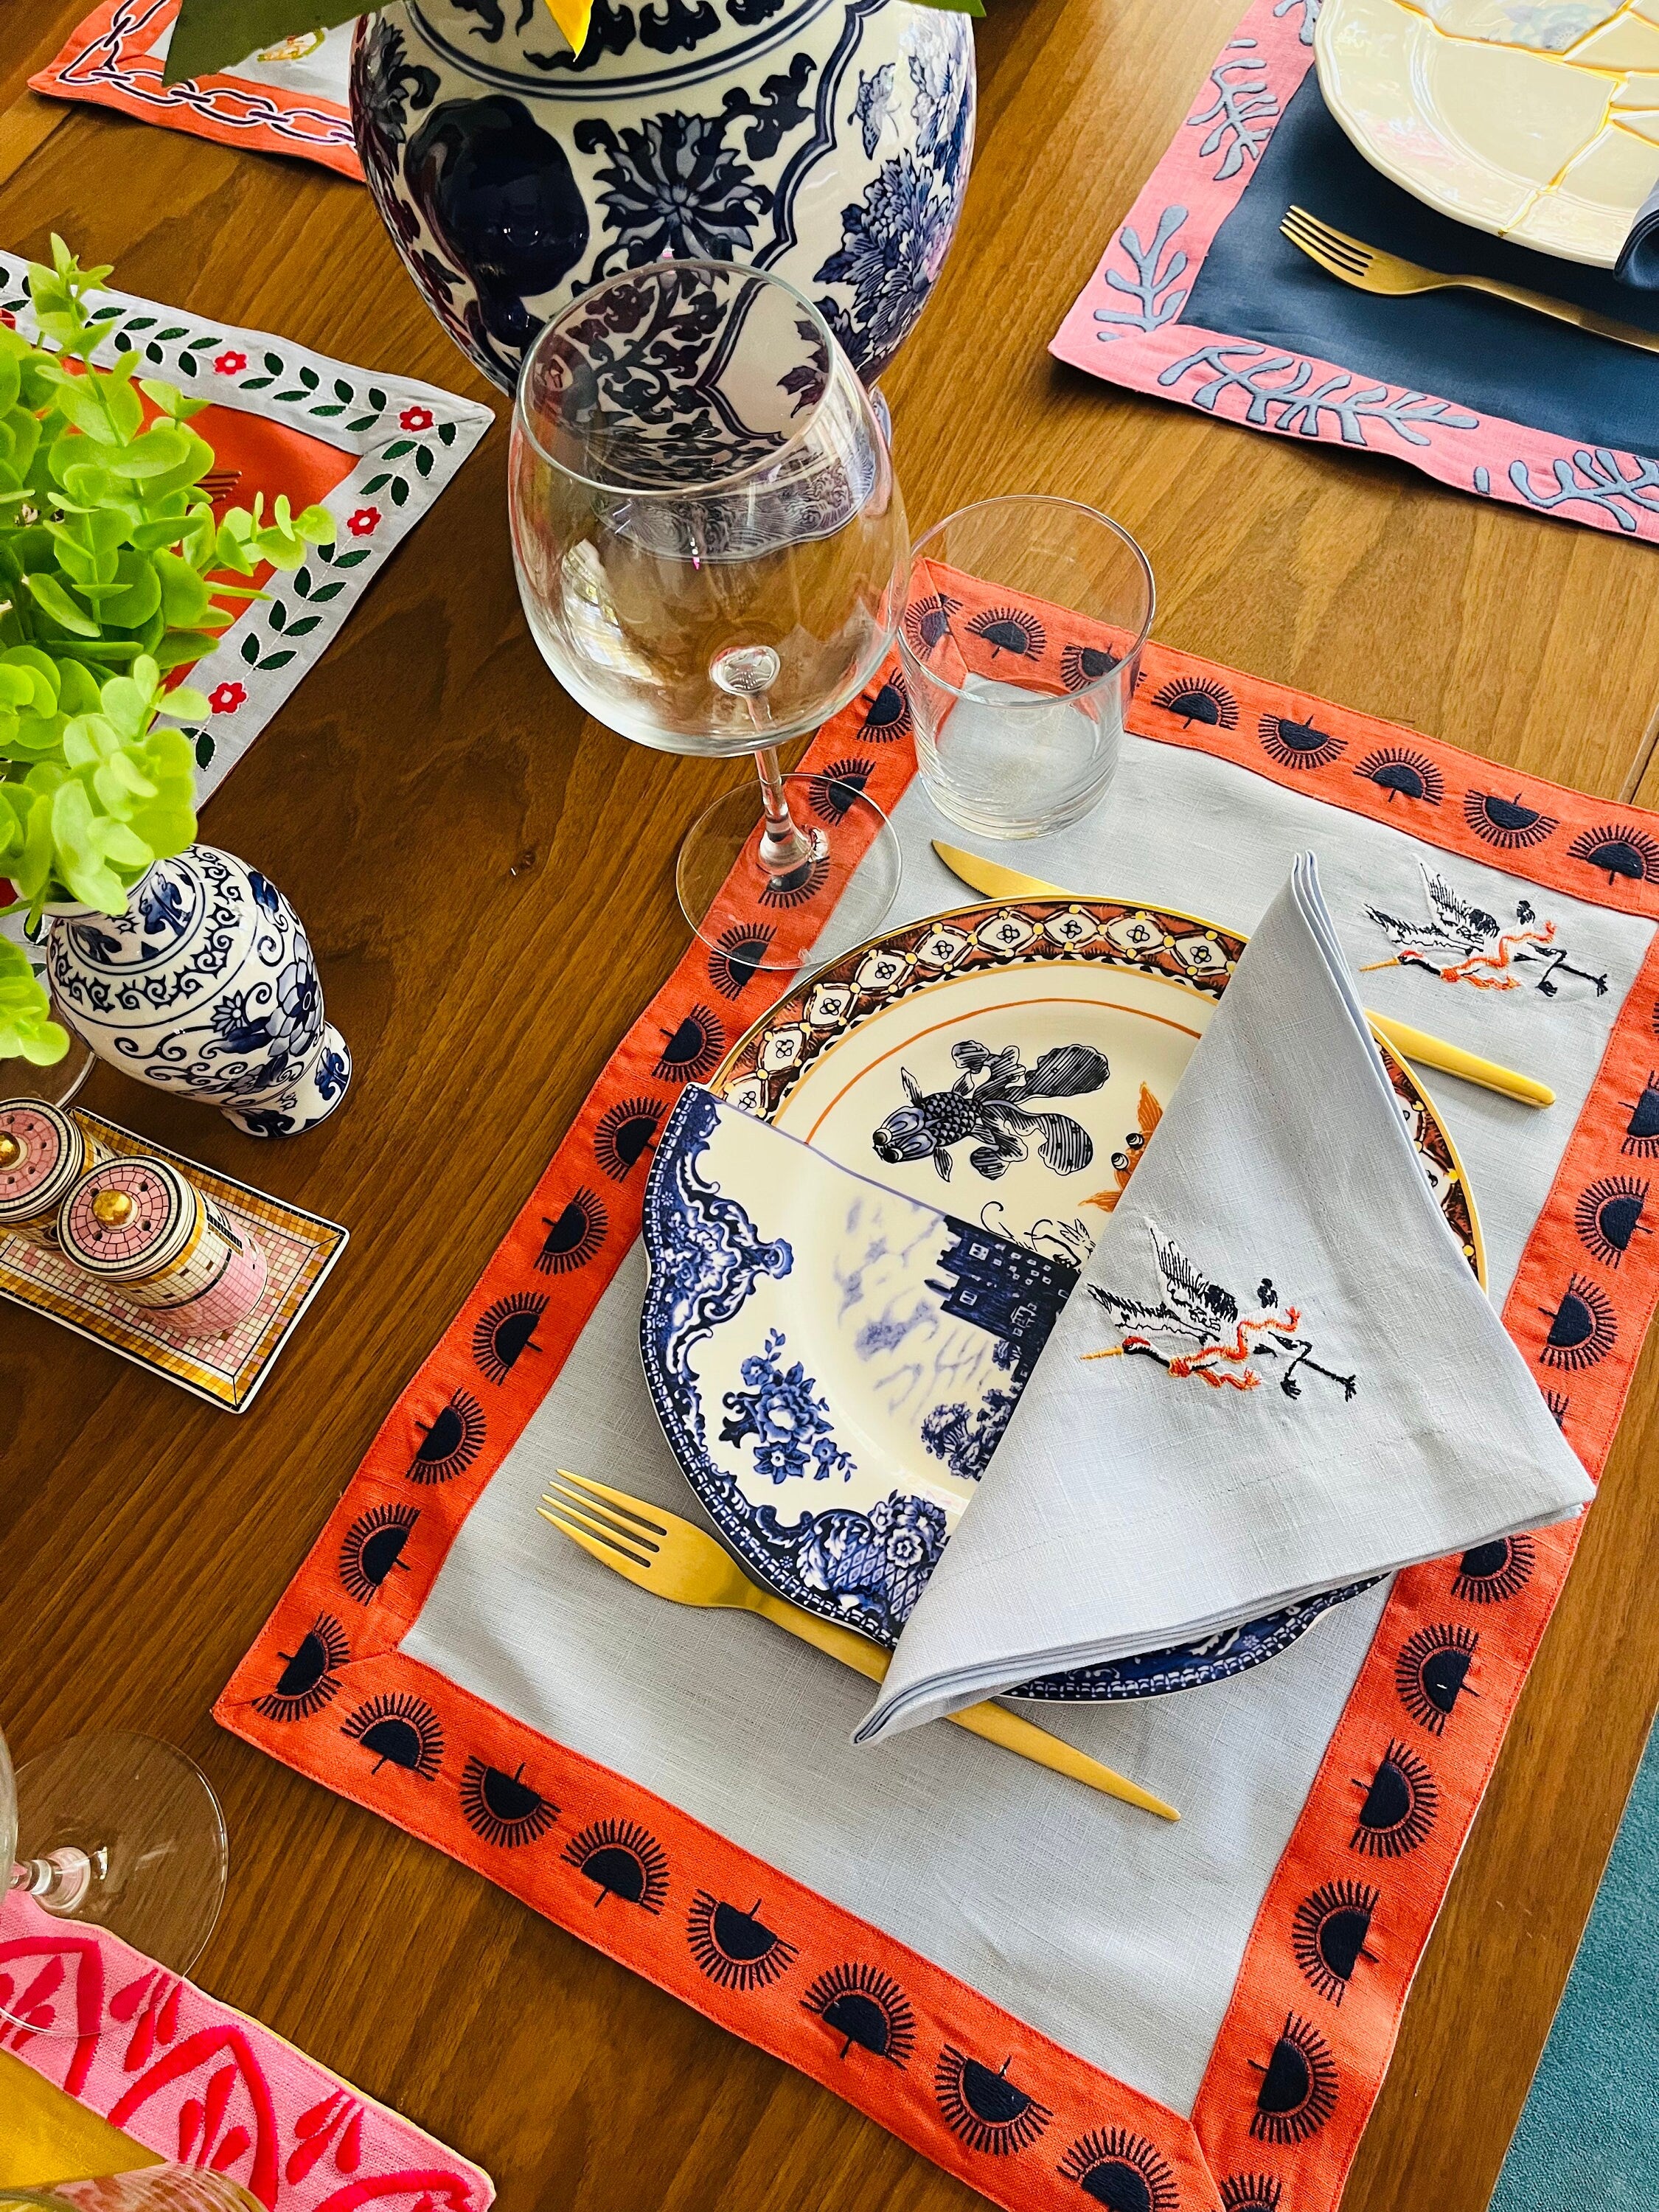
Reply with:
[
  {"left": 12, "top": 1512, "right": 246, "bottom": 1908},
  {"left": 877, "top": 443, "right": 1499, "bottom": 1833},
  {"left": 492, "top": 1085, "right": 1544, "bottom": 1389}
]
[
  {"left": 931, "top": 840, "right": 1554, "bottom": 1110},
  {"left": 538, "top": 1469, "right": 1179, "bottom": 1821}
]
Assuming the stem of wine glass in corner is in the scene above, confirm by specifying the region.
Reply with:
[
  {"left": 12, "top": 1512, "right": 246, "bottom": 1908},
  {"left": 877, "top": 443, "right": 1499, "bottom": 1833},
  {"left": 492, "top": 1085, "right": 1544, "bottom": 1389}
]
[
  {"left": 753, "top": 742, "right": 824, "bottom": 886},
  {"left": 8, "top": 1843, "right": 95, "bottom": 1915}
]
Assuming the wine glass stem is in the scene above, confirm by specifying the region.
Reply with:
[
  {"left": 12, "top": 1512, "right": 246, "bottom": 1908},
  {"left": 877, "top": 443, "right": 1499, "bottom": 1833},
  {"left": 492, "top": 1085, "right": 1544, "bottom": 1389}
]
[
  {"left": 9, "top": 1848, "right": 93, "bottom": 1915},
  {"left": 753, "top": 744, "right": 819, "bottom": 880}
]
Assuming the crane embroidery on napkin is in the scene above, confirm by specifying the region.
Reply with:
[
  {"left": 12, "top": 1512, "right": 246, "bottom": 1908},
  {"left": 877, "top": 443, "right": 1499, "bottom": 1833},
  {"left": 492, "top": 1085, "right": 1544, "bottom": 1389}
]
[
  {"left": 872, "top": 1039, "right": 1110, "bottom": 1182},
  {"left": 1361, "top": 864, "right": 1607, "bottom": 996},
  {"left": 1083, "top": 1229, "right": 1357, "bottom": 1399}
]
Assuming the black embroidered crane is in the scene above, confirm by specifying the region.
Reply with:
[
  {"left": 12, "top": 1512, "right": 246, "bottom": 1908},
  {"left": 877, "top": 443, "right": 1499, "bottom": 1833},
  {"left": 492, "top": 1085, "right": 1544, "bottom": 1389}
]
[{"left": 1363, "top": 865, "right": 1607, "bottom": 997}]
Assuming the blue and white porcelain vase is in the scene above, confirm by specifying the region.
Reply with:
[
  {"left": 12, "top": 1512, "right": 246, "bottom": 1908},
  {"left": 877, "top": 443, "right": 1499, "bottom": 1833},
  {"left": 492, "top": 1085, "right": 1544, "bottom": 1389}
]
[
  {"left": 43, "top": 846, "right": 352, "bottom": 1140},
  {"left": 349, "top": 0, "right": 975, "bottom": 394}
]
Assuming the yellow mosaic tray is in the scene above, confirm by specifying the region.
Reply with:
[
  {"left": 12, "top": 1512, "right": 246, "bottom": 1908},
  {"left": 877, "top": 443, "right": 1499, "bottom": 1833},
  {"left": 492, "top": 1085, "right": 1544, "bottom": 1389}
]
[{"left": 0, "top": 1115, "right": 347, "bottom": 1412}]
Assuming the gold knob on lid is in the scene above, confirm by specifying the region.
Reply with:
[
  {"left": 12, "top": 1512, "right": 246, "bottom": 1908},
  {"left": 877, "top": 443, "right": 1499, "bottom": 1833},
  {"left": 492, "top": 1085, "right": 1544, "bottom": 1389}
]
[
  {"left": 92, "top": 1189, "right": 134, "bottom": 1227},
  {"left": 0, "top": 1133, "right": 20, "bottom": 1169}
]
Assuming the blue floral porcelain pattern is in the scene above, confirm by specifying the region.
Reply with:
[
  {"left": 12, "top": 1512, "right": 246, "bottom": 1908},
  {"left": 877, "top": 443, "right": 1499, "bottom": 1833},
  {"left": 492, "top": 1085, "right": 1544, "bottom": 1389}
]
[
  {"left": 643, "top": 1091, "right": 1386, "bottom": 1695},
  {"left": 352, "top": 0, "right": 974, "bottom": 392},
  {"left": 44, "top": 845, "right": 352, "bottom": 1139},
  {"left": 721, "top": 1328, "right": 858, "bottom": 1484},
  {"left": 641, "top": 1088, "right": 1067, "bottom": 1644}
]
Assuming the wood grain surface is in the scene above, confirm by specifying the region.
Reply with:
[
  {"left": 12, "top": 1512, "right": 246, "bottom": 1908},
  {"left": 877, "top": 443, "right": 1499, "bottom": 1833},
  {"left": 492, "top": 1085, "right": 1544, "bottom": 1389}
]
[{"left": 4, "top": 2, "right": 1659, "bottom": 2205}]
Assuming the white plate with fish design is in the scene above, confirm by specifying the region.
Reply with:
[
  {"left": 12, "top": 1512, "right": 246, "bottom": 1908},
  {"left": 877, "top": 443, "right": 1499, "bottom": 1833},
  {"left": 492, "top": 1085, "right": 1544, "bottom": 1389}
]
[
  {"left": 691, "top": 896, "right": 1484, "bottom": 1700},
  {"left": 1318, "top": 0, "right": 1659, "bottom": 265}
]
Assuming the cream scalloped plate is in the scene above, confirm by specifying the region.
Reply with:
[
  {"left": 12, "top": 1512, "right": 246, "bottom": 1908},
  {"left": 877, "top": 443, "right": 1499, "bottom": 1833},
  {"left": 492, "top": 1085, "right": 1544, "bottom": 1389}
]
[{"left": 1316, "top": 0, "right": 1659, "bottom": 265}]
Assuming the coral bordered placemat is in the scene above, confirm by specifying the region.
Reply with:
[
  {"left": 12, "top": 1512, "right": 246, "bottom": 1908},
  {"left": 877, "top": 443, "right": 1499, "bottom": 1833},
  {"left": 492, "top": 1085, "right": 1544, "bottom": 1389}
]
[
  {"left": 216, "top": 611, "right": 1659, "bottom": 2212},
  {"left": 31, "top": 0, "right": 362, "bottom": 181},
  {"left": 1050, "top": 0, "right": 1659, "bottom": 543}
]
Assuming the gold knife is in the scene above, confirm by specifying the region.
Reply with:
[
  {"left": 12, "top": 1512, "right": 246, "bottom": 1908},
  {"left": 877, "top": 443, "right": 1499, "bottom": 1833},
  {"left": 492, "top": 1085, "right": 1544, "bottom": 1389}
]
[{"left": 931, "top": 841, "right": 1555, "bottom": 1110}]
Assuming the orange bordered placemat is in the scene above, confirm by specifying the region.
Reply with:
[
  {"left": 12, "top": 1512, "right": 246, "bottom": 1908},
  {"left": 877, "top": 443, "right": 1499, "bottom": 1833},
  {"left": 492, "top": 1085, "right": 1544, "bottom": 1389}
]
[{"left": 215, "top": 619, "right": 1659, "bottom": 2212}]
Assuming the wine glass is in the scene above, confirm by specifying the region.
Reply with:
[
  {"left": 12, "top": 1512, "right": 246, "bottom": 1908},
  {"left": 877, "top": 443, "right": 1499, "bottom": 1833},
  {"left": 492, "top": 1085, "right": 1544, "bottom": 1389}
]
[
  {"left": 0, "top": 1722, "right": 227, "bottom": 2037},
  {"left": 509, "top": 261, "right": 909, "bottom": 970}
]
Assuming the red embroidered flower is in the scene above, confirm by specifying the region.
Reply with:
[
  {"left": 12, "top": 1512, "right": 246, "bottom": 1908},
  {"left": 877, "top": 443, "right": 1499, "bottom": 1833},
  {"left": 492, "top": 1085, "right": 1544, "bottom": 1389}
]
[
  {"left": 208, "top": 680, "right": 246, "bottom": 714},
  {"left": 213, "top": 349, "right": 247, "bottom": 375},
  {"left": 346, "top": 506, "right": 380, "bottom": 537},
  {"left": 399, "top": 404, "right": 434, "bottom": 431}
]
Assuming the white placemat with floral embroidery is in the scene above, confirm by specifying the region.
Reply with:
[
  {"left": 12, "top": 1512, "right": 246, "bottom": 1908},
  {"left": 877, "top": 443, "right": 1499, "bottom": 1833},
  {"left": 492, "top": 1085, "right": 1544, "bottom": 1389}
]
[
  {"left": 0, "top": 252, "right": 493, "bottom": 1000},
  {"left": 0, "top": 251, "right": 494, "bottom": 799}
]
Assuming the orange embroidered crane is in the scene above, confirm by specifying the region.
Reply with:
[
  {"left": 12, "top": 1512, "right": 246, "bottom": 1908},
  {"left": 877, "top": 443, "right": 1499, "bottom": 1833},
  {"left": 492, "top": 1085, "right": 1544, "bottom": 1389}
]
[{"left": 1362, "top": 864, "right": 1607, "bottom": 997}]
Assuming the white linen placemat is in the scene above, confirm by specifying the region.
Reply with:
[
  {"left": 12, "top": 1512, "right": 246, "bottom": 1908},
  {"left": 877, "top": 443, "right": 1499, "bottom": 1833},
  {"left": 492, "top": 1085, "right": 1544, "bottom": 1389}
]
[{"left": 401, "top": 743, "right": 1651, "bottom": 2122}]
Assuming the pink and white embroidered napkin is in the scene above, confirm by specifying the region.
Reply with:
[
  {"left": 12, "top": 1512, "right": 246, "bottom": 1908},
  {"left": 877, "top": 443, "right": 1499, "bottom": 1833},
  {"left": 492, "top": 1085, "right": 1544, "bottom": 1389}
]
[
  {"left": 1, "top": 1892, "right": 493, "bottom": 2205},
  {"left": 860, "top": 854, "right": 1595, "bottom": 1741}
]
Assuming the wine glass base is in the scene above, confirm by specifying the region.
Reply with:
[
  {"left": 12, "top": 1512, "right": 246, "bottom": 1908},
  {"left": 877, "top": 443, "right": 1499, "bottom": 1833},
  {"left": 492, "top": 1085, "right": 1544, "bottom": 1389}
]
[
  {"left": 677, "top": 774, "right": 902, "bottom": 973},
  {"left": 1, "top": 1732, "right": 227, "bottom": 2032}
]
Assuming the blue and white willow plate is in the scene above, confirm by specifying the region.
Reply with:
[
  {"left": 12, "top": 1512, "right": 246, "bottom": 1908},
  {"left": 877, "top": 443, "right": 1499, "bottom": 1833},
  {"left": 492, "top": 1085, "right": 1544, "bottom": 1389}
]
[
  {"left": 641, "top": 1086, "right": 1076, "bottom": 1652},
  {"left": 671, "top": 896, "right": 1482, "bottom": 1701}
]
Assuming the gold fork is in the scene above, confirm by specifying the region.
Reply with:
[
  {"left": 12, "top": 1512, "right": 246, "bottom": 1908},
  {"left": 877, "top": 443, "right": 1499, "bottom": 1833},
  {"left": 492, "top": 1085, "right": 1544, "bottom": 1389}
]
[
  {"left": 1281, "top": 205, "right": 1659, "bottom": 357},
  {"left": 538, "top": 1468, "right": 1179, "bottom": 1820}
]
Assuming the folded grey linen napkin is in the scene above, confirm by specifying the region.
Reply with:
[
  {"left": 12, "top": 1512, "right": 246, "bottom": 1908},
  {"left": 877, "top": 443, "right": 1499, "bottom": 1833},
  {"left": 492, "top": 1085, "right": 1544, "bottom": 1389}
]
[
  {"left": 856, "top": 853, "right": 1594, "bottom": 1744},
  {"left": 1617, "top": 181, "right": 1659, "bottom": 286}
]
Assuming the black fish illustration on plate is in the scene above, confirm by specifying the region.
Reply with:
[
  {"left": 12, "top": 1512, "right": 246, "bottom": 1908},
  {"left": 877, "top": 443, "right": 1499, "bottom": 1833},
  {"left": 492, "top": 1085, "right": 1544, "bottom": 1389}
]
[{"left": 872, "top": 1039, "right": 1109, "bottom": 1183}]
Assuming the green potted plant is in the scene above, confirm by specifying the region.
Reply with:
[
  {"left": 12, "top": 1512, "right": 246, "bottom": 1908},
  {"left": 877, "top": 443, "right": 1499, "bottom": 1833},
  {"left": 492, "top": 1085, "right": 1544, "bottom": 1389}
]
[{"left": 1, "top": 242, "right": 352, "bottom": 1135}]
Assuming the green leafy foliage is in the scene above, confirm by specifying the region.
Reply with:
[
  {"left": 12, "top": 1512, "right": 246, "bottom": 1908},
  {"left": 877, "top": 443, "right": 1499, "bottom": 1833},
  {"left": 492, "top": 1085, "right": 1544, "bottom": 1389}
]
[
  {"left": 0, "top": 238, "right": 337, "bottom": 1055},
  {"left": 0, "top": 939, "right": 68, "bottom": 1065}
]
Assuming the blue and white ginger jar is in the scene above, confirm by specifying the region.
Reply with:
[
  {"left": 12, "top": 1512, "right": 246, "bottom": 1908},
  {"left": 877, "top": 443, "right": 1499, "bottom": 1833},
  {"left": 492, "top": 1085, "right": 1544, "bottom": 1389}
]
[
  {"left": 44, "top": 845, "right": 352, "bottom": 1139},
  {"left": 349, "top": 0, "right": 975, "bottom": 392}
]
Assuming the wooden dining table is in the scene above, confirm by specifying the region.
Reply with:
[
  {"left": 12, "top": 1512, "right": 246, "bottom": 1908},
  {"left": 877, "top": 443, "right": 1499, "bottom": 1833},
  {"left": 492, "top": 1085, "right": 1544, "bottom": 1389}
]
[{"left": 5, "top": 0, "right": 1659, "bottom": 2203}]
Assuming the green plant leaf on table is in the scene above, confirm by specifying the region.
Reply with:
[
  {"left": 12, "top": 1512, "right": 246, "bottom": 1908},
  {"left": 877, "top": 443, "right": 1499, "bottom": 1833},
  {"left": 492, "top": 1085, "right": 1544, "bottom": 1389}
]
[
  {"left": 0, "top": 940, "right": 67, "bottom": 1066},
  {"left": 0, "top": 238, "right": 338, "bottom": 1057}
]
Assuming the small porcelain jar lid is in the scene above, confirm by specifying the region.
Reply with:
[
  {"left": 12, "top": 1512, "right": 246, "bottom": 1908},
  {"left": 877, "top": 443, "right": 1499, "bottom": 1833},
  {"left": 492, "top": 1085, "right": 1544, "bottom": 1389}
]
[
  {"left": 60, "top": 1157, "right": 198, "bottom": 1282},
  {"left": 0, "top": 1101, "right": 83, "bottom": 1228}
]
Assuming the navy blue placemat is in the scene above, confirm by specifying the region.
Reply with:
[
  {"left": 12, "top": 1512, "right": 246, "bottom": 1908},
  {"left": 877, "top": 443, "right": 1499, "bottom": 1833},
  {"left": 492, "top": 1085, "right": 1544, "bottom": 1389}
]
[{"left": 1183, "top": 71, "right": 1659, "bottom": 457}]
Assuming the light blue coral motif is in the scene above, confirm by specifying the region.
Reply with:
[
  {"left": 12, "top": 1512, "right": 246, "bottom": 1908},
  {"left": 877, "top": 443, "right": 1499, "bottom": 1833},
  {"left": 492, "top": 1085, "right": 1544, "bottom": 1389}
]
[
  {"left": 1094, "top": 204, "right": 1189, "bottom": 341},
  {"left": 1272, "top": 0, "right": 1320, "bottom": 43},
  {"left": 1509, "top": 448, "right": 1659, "bottom": 532},
  {"left": 1188, "top": 39, "right": 1279, "bottom": 180},
  {"left": 1159, "top": 344, "right": 1481, "bottom": 448}
]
